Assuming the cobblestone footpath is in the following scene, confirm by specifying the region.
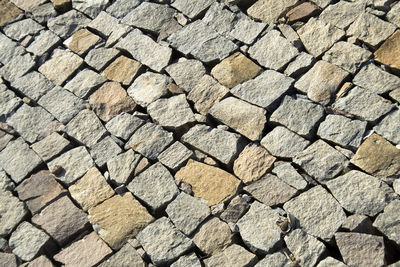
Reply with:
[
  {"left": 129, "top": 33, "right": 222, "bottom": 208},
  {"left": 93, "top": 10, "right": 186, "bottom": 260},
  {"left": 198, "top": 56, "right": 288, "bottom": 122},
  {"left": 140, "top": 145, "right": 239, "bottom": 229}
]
[{"left": 0, "top": 0, "right": 400, "bottom": 266}]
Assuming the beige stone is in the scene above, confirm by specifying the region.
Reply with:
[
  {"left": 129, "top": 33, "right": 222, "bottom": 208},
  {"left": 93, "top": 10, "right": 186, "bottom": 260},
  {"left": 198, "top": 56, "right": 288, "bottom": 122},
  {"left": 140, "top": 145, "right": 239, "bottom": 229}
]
[
  {"left": 54, "top": 232, "right": 112, "bottom": 266},
  {"left": 0, "top": 1, "right": 21, "bottom": 27},
  {"left": 50, "top": 0, "right": 71, "bottom": 12},
  {"left": 375, "top": 30, "right": 400, "bottom": 71},
  {"left": 103, "top": 55, "right": 141, "bottom": 85},
  {"left": 67, "top": 29, "right": 101, "bottom": 56},
  {"left": 89, "top": 81, "right": 136, "bottom": 121},
  {"left": 69, "top": 167, "right": 114, "bottom": 211},
  {"left": 211, "top": 52, "right": 261, "bottom": 88},
  {"left": 248, "top": 0, "right": 297, "bottom": 24},
  {"left": 286, "top": 2, "right": 320, "bottom": 23},
  {"left": 88, "top": 193, "right": 154, "bottom": 249},
  {"left": 9, "top": 0, "right": 46, "bottom": 11},
  {"left": 233, "top": 144, "right": 276, "bottom": 184},
  {"left": 175, "top": 160, "right": 240, "bottom": 206},
  {"left": 351, "top": 134, "right": 400, "bottom": 184}
]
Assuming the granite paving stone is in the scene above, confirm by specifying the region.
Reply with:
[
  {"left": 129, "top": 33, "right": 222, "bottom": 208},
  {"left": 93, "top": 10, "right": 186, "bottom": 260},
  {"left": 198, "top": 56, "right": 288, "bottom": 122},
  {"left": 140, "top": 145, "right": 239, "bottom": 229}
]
[
  {"left": 374, "top": 109, "right": 400, "bottom": 145},
  {"left": 284, "top": 52, "right": 315, "bottom": 77},
  {"left": 373, "top": 199, "right": 400, "bottom": 246},
  {"left": 88, "top": 10, "right": 119, "bottom": 37},
  {"left": 10, "top": 71, "right": 55, "bottom": 102},
  {"left": 3, "top": 18, "right": 44, "bottom": 41},
  {"left": 319, "top": 0, "right": 365, "bottom": 29},
  {"left": 31, "top": 3, "right": 57, "bottom": 24},
  {"left": 230, "top": 13, "right": 266, "bottom": 45},
  {"left": 220, "top": 195, "right": 250, "bottom": 224},
  {"left": 157, "top": 141, "right": 193, "bottom": 171},
  {"left": 26, "top": 30, "right": 60, "bottom": 57},
  {"left": 64, "top": 68, "right": 106, "bottom": 99},
  {"left": 89, "top": 136, "right": 122, "bottom": 168},
  {"left": 0, "top": 189, "right": 28, "bottom": 237},
  {"left": 272, "top": 162, "right": 308, "bottom": 191},
  {"left": 387, "top": 2, "right": 400, "bottom": 27},
  {"left": 72, "top": 0, "right": 108, "bottom": 19},
  {"left": 98, "top": 242, "right": 145, "bottom": 267},
  {"left": 171, "top": 253, "right": 201, "bottom": 267},
  {"left": 105, "top": 112, "right": 144, "bottom": 141},
  {"left": 202, "top": 2, "right": 236, "bottom": 38},
  {"left": 170, "top": 0, "right": 214, "bottom": 19},
  {"left": 25, "top": 255, "right": 54, "bottom": 267},
  {"left": 65, "top": 28, "right": 101, "bottom": 56},
  {"left": 247, "top": 0, "right": 297, "bottom": 24},
  {"left": 0, "top": 52, "right": 36, "bottom": 81},
  {"left": 47, "top": 10, "right": 91, "bottom": 39},
  {"left": 105, "top": 0, "right": 140, "bottom": 19},
  {"left": 0, "top": 0, "right": 22, "bottom": 27},
  {"left": 102, "top": 55, "right": 142, "bottom": 86},
  {"left": 107, "top": 149, "right": 141, "bottom": 185},
  {"left": 0, "top": 170, "right": 14, "bottom": 191},
  {"left": 255, "top": 252, "right": 290, "bottom": 266},
  {"left": 165, "top": 59, "right": 206, "bottom": 93},
  {"left": 0, "top": 84, "right": 21, "bottom": 120},
  {"left": 316, "top": 257, "right": 347, "bottom": 267},
  {"left": 374, "top": 30, "right": 400, "bottom": 72},
  {"left": 31, "top": 132, "right": 70, "bottom": 162},
  {"left": 85, "top": 47, "right": 120, "bottom": 71}
]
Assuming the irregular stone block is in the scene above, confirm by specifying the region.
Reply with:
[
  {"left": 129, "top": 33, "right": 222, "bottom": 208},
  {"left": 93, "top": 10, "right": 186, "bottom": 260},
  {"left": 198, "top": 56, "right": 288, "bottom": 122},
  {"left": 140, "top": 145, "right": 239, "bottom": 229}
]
[
  {"left": 319, "top": 1, "right": 365, "bottom": 29},
  {"left": 255, "top": 252, "right": 290, "bottom": 266},
  {"left": 26, "top": 30, "right": 60, "bottom": 57},
  {"left": 31, "top": 132, "right": 70, "bottom": 162},
  {"left": 171, "top": 253, "right": 201, "bottom": 267},
  {"left": 3, "top": 18, "right": 44, "bottom": 41},
  {"left": 107, "top": 149, "right": 141, "bottom": 186},
  {"left": 247, "top": 0, "right": 297, "bottom": 24},
  {"left": 106, "top": 0, "right": 140, "bottom": 19},
  {"left": 165, "top": 59, "right": 206, "bottom": 93},
  {"left": 47, "top": 10, "right": 91, "bottom": 39},
  {"left": 102, "top": 55, "right": 141, "bottom": 86},
  {"left": 0, "top": 0, "right": 22, "bottom": 27},
  {"left": 272, "top": 162, "right": 307, "bottom": 190},
  {"left": 105, "top": 112, "right": 144, "bottom": 141},
  {"left": 284, "top": 52, "right": 315, "bottom": 77},
  {"left": 171, "top": 0, "right": 214, "bottom": 19},
  {"left": 0, "top": 190, "right": 28, "bottom": 237},
  {"left": 374, "top": 109, "right": 400, "bottom": 145},
  {"left": 374, "top": 30, "right": 400, "bottom": 71},
  {"left": 157, "top": 141, "right": 193, "bottom": 171},
  {"left": 220, "top": 195, "right": 249, "bottom": 224},
  {"left": 65, "top": 69, "right": 106, "bottom": 99},
  {"left": 373, "top": 199, "right": 400, "bottom": 246},
  {"left": 0, "top": 84, "right": 21, "bottom": 120},
  {"left": 285, "top": 2, "right": 320, "bottom": 23},
  {"left": 72, "top": 0, "right": 108, "bottom": 19},
  {"left": 10, "top": 71, "right": 55, "bottom": 101},
  {"left": 66, "top": 28, "right": 101, "bottom": 56},
  {"left": 85, "top": 47, "right": 120, "bottom": 71},
  {"left": 98, "top": 242, "right": 145, "bottom": 267}
]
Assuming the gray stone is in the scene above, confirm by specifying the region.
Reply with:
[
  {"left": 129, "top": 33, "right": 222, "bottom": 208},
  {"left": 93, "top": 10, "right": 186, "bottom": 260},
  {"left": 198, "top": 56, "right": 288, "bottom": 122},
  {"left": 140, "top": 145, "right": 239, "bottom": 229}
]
[
  {"left": 125, "top": 122, "right": 174, "bottom": 160},
  {"left": 122, "top": 2, "right": 175, "bottom": 34},
  {"left": 347, "top": 13, "right": 396, "bottom": 47},
  {"left": 167, "top": 20, "right": 237, "bottom": 63},
  {"left": 255, "top": 252, "right": 290, "bottom": 267},
  {"left": 65, "top": 69, "right": 106, "bottom": 99},
  {"left": 116, "top": 29, "right": 172, "bottom": 72},
  {"left": 9, "top": 222, "right": 51, "bottom": 261},
  {"left": 127, "top": 163, "right": 179, "bottom": 211},
  {"left": 0, "top": 189, "right": 28, "bottom": 237},
  {"left": 106, "top": 0, "right": 141, "bottom": 19},
  {"left": 209, "top": 97, "right": 266, "bottom": 141},
  {"left": 0, "top": 138, "right": 42, "bottom": 183},
  {"left": 0, "top": 130, "right": 13, "bottom": 152},
  {"left": 31, "top": 3, "right": 57, "bottom": 24},
  {"left": 0, "top": 33, "right": 24, "bottom": 65},
  {"left": 171, "top": 0, "right": 214, "bottom": 19},
  {"left": 26, "top": 30, "right": 60, "bottom": 57},
  {"left": 90, "top": 136, "right": 122, "bottom": 168},
  {"left": 284, "top": 229, "right": 326, "bottom": 267},
  {"left": 0, "top": 170, "right": 14, "bottom": 191},
  {"left": 0, "top": 253, "right": 17, "bottom": 267},
  {"left": 236, "top": 201, "right": 282, "bottom": 254},
  {"left": 373, "top": 199, "right": 400, "bottom": 246},
  {"left": 3, "top": 18, "right": 44, "bottom": 41},
  {"left": 105, "top": 113, "right": 144, "bottom": 141},
  {"left": 38, "top": 86, "right": 85, "bottom": 124},
  {"left": 47, "top": 146, "right": 94, "bottom": 185},
  {"left": 247, "top": 0, "right": 297, "bottom": 24},
  {"left": 390, "top": 88, "right": 400, "bottom": 103},
  {"left": 181, "top": 124, "right": 243, "bottom": 165},
  {"left": 374, "top": 109, "right": 400, "bottom": 145},
  {"left": 0, "top": 84, "right": 21, "bottom": 120},
  {"left": 204, "top": 244, "right": 258, "bottom": 267},
  {"left": 231, "top": 70, "right": 294, "bottom": 111},
  {"left": 249, "top": 29, "right": 299, "bottom": 71},
  {"left": 220, "top": 195, "right": 250, "bottom": 224},
  {"left": 157, "top": 142, "right": 193, "bottom": 171},
  {"left": 322, "top": 42, "right": 371, "bottom": 74},
  {"left": 85, "top": 47, "right": 120, "bottom": 71},
  {"left": 393, "top": 179, "right": 400, "bottom": 195},
  {"left": 341, "top": 214, "right": 375, "bottom": 234},
  {"left": 0, "top": 53, "right": 35, "bottom": 81},
  {"left": 72, "top": 0, "right": 108, "bottom": 19},
  {"left": 319, "top": 1, "right": 366, "bottom": 29},
  {"left": 136, "top": 217, "right": 194, "bottom": 265},
  {"left": 127, "top": 72, "right": 170, "bottom": 107},
  {"left": 387, "top": 2, "right": 400, "bottom": 27},
  {"left": 88, "top": 11, "right": 119, "bottom": 38},
  {"left": 353, "top": 63, "right": 400, "bottom": 95},
  {"left": 297, "top": 18, "right": 345, "bottom": 57},
  {"left": 272, "top": 163, "right": 308, "bottom": 190},
  {"left": 269, "top": 96, "right": 325, "bottom": 138},
  {"left": 230, "top": 13, "right": 266, "bottom": 45},
  {"left": 98, "top": 243, "right": 145, "bottom": 267},
  {"left": 165, "top": 59, "right": 206, "bottom": 93},
  {"left": 317, "top": 114, "right": 367, "bottom": 149},
  {"left": 65, "top": 110, "right": 107, "bottom": 148},
  {"left": 24, "top": 255, "right": 54, "bottom": 267},
  {"left": 202, "top": 2, "right": 236, "bottom": 37},
  {"left": 335, "top": 232, "right": 385, "bottom": 266},
  {"left": 171, "top": 253, "right": 201, "bottom": 267},
  {"left": 47, "top": 10, "right": 91, "bottom": 39},
  {"left": 31, "top": 132, "right": 70, "bottom": 162},
  {"left": 316, "top": 257, "right": 347, "bottom": 267},
  {"left": 284, "top": 52, "right": 315, "bottom": 77},
  {"left": 7, "top": 104, "right": 54, "bottom": 144},
  {"left": 107, "top": 149, "right": 141, "bottom": 186},
  {"left": 333, "top": 86, "right": 394, "bottom": 122},
  {"left": 283, "top": 185, "right": 346, "bottom": 241},
  {"left": 10, "top": 71, "right": 54, "bottom": 101}
]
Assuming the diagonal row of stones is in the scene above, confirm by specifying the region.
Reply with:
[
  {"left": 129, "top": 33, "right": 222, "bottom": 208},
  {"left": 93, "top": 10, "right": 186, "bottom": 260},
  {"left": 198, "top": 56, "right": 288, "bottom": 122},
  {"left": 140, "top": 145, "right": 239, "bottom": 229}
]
[{"left": 0, "top": 0, "right": 399, "bottom": 266}]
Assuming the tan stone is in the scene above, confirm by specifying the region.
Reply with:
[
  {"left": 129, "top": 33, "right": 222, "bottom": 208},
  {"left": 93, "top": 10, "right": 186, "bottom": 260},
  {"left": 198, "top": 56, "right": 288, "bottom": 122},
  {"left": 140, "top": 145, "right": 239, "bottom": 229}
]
[
  {"left": 350, "top": 134, "right": 400, "bottom": 184},
  {"left": 69, "top": 167, "right": 114, "bottom": 211},
  {"left": 50, "top": 0, "right": 71, "bottom": 12},
  {"left": 286, "top": 2, "right": 320, "bottom": 23},
  {"left": 103, "top": 55, "right": 141, "bottom": 85},
  {"left": 175, "top": 160, "right": 241, "bottom": 206},
  {"left": 54, "top": 232, "right": 112, "bottom": 266},
  {"left": 89, "top": 81, "right": 136, "bottom": 121},
  {"left": 248, "top": 0, "right": 297, "bottom": 24},
  {"left": 0, "top": 0, "right": 22, "bottom": 27},
  {"left": 88, "top": 193, "right": 154, "bottom": 249},
  {"left": 233, "top": 144, "right": 276, "bottom": 184},
  {"left": 211, "top": 52, "right": 261, "bottom": 88},
  {"left": 9, "top": 0, "right": 46, "bottom": 11},
  {"left": 68, "top": 29, "right": 101, "bottom": 56},
  {"left": 375, "top": 30, "right": 400, "bottom": 71}
]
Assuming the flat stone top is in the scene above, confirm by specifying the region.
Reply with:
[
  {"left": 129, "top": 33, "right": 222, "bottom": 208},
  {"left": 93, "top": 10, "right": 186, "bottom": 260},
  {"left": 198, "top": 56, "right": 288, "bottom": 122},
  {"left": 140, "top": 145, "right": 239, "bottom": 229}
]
[{"left": 1, "top": 1, "right": 399, "bottom": 266}]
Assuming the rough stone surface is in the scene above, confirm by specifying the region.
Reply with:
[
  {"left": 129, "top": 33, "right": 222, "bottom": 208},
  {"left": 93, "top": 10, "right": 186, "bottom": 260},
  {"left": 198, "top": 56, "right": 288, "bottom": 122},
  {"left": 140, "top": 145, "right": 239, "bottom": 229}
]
[
  {"left": 107, "top": 149, "right": 142, "bottom": 185},
  {"left": 0, "top": 84, "right": 22, "bottom": 120},
  {"left": 319, "top": 1, "right": 365, "bottom": 29},
  {"left": 106, "top": 0, "right": 140, "bottom": 18},
  {"left": 3, "top": 18, "right": 44, "bottom": 41},
  {"left": 247, "top": 0, "right": 297, "bottom": 24},
  {"left": 0, "top": 1, "right": 22, "bottom": 27},
  {"left": 171, "top": 0, "right": 214, "bottom": 19},
  {"left": 47, "top": 10, "right": 91, "bottom": 38},
  {"left": 374, "top": 30, "right": 400, "bottom": 71},
  {"left": 171, "top": 253, "right": 201, "bottom": 267},
  {"left": 204, "top": 244, "right": 257, "bottom": 267},
  {"left": 88, "top": 193, "right": 154, "bottom": 249},
  {"left": 373, "top": 199, "right": 400, "bottom": 246},
  {"left": 157, "top": 141, "right": 193, "bottom": 171},
  {"left": 66, "top": 28, "right": 100, "bottom": 56},
  {"left": 72, "top": 0, "right": 108, "bottom": 19},
  {"left": 65, "top": 68, "right": 106, "bottom": 99},
  {"left": 0, "top": 170, "right": 14, "bottom": 191},
  {"left": 31, "top": 132, "right": 70, "bottom": 162},
  {"left": 136, "top": 217, "right": 194, "bottom": 265},
  {"left": 105, "top": 113, "right": 144, "bottom": 141},
  {"left": 316, "top": 257, "right": 347, "bottom": 267},
  {"left": 283, "top": 185, "right": 346, "bottom": 241},
  {"left": 272, "top": 162, "right": 308, "bottom": 190},
  {"left": 10, "top": 71, "right": 54, "bottom": 102},
  {"left": 374, "top": 109, "right": 400, "bottom": 145},
  {"left": 26, "top": 255, "right": 54, "bottom": 267},
  {"left": 103, "top": 55, "right": 141, "bottom": 86},
  {"left": 31, "top": 3, "right": 57, "bottom": 24},
  {"left": 387, "top": 2, "right": 400, "bottom": 27},
  {"left": 255, "top": 252, "right": 290, "bottom": 266},
  {"left": 284, "top": 52, "right": 315, "bottom": 77},
  {"left": 220, "top": 195, "right": 250, "bottom": 224},
  {"left": 176, "top": 160, "right": 240, "bottom": 206},
  {"left": 0, "top": 189, "right": 28, "bottom": 237},
  {"left": 85, "top": 47, "right": 120, "bottom": 71},
  {"left": 90, "top": 136, "right": 122, "bottom": 167},
  {"left": 98, "top": 242, "right": 145, "bottom": 267},
  {"left": 230, "top": 13, "right": 266, "bottom": 45},
  {"left": 286, "top": 2, "right": 320, "bottom": 23},
  {"left": 128, "top": 72, "right": 170, "bottom": 107},
  {"left": 165, "top": 59, "right": 206, "bottom": 93}
]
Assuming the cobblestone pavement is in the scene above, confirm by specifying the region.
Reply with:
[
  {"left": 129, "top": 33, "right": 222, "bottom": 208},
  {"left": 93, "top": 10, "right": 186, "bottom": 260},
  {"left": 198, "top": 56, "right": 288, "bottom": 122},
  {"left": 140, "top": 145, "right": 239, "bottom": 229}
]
[{"left": 0, "top": 0, "right": 399, "bottom": 266}]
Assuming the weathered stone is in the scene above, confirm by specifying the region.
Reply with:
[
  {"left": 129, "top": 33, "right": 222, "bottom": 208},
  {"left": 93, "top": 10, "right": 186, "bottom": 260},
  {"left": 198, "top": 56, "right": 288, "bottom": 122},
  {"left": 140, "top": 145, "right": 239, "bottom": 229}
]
[
  {"left": 87, "top": 11, "right": 119, "bottom": 37},
  {"left": 333, "top": 86, "right": 394, "bottom": 122},
  {"left": 31, "top": 3, "right": 57, "bottom": 24},
  {"left": 26, "top": 255, "right": 54, "bottom": 267},
  {"left": 125, "top": 122, "right": 173, "bottom": 160},
  {"left": 171, "top": 253, "right": 201, "bottom": 267},
  {"left": 105, "top": 113, "right": 144, "bottom": 141},
  {"left": 7, "top": 104, "right": 54, "bottom": 144},
  {"left": 202, "top": 2, "right": 236, "bottom": 38},
  {"left": 11, "top": 71, "right": 54, "bottom": 102},
  {"left": 127, "top": 163, "right": 179, "bottom": 211},
  {"left": 286, "top": 2, "right": 320, "bottom": 23},
  {"left": 47, "top": 146, "right": 94, "bottom": 185},
  {"left": 0, "top": 190, "right": 28, "bottom": 237},
  {"left": 66, "top": 29, "right": 101, "bottom": 56},
  {"left": 374, "top": 109, "right": 400, "bottom": 145},
  {"left": 65, "top": 109, "right": 107, "bottom": 148},
  {"left": 220, "top": 195, "right": 249, "bottom": 224},
  {"left": 236, "top": 201, "right": 282, "bottom": 254},
  {"left": 47, "top": 10, "right": 91, "bottom": 39},
  {"left": 0, "top": 33, "right": 24, "bottom": 65},
  {"left": 176, "top": 160, "right": 240, "bottom": 206},
  {"left": 9, "top": 222, "right": 51, "bottom": 261},
  {"left": 90, "top": 136, "right": 122, "bottom": 168},
  {"left": 205, "top": 244, "right": 257, "bottom": 267},
  {"left": 54, "top": 232, "right": 112, "bottom": 266},
  {"left": 31, "top": 195, "right": 88, "bottom": 245},
  {"left": 255, "top": 251, "right": 290, "bottom": 266},
  {"left": 0, "top": 170, "right": 14, "bottom": 191},
  {"left": 72, "top": 0, "right": 108, "bottom": 19},
  {"left": 136, "top": 217, "right": 194, "bottom": 265},
  {"left": 373, "top": 199, "right": 400, "bottom": 246},
  {"left": 273, "top": 162, "right": 308, "bottom": 190},
  {"left": 0, "top": 52, "right": 35, "bottom": 81},
  {"left": 230, "top": 13, "right": 266, "bottom": 45},
  {"left": 31, "top": 132, "right": 70, "bottom": 162},
  {"left": 353, "top": 63, "right": 400, "bottom": 95},
  {"left": 284, "top": 229, "right": 326, "bottom": 266},
  {"left": 350, "top": 134, "right": 400, "bottom": 183},
  {"left": 10, "top": 0, "right": 46, "bottom": 11},
  {"left": 26, "top": 30, "right": 60, "bottom": 57},
  {"left": 317, "top": 257, "right": 347, "bottom": 267},
  {"left": 187, "top": 75, "right": 229, "bottom": 115},
  {"left": 167, "top": 20, "right": 237, "bottom": 63},
  {"left": 98, "top": 242, "right": 145, "bottom": 267},
  {"left": 85, "top": 47, "right": 120, "bottom": 71},
  {"left": 171, "top": 0, "right": 214, "bottom": 19},
  {"left": 64, "top": 69, "right": 106, "bottom": 98},
  {"left": 374, "top": 30, "right": 400, "bottom": 72},
  {"left": 348, "top": 13, "right": 396, "bottom": 48},
  {"left": 387, "top": 2, "right": 400, "bottom": 27},
  {"left": 106, "top": 0, "right": 140, "bottom": 18},
  {"left": 284, "top": 52, "right": 315, "bottom": 77},
  {"left": 107, "top": 149, "right": 141, "bottom": 186},
  {"left": 247, "top": 0, "right": 297, "bottom": 24},
  {"left": 341, "top": 214, "right": 375, "bottom": 234},
  {"left": 157, "top": 142, "right": 193, "bottom": 171},
  {"left": 319, "top": 1, "right": 365, "bottom": 29},
  {"left": 317, "top": 114, "right": 367, "bottom": 149},
  {"left": 335, "top": 232, "right": 385, "bottom": 266},
  {"left": 390, "top": 88, "right": 400, "bottom": 103},
  {"left": 0, "top": 1, "right": 22, "bottom": 27},
  {"left": 127, "top": 72, "right": 170, "bottom": 107},
  {"left": 283, "top": 185, "right": 346, "bottom": 241},
  {"left": 249, "top": 29, "right": 299, "bottom": 71},
  {"left": 50, "top": 0, "right": 71, "bottom": 12},
  {"left": 3, "top": 18, "right": 43, "bottom": 41},
  {"left": 166, "top": 59, "right": 206, "bottom": 93},
  {"left": 0, "top": 138, "right": 42, "bottom": 183},
  {"left": 297, "top": 18, "right": 345, "bottom": 57},
  {"left": 103, "top": 55, "right": 141, "bottom": 86}
]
